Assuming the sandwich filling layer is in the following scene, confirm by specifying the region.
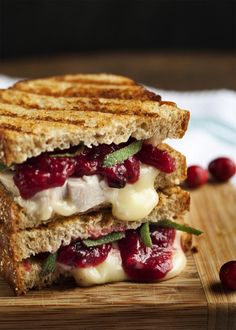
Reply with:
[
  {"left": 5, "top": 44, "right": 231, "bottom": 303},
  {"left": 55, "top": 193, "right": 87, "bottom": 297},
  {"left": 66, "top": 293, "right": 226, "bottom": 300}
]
[
  {"left": 25, "top": 225, "right": 187, "bottom": 287},
  {"left": 0, "top": 140, "right": 176, "bottom": 222},
  {"left": 0, "top": 165, "right": 158, "bottom": 222}
]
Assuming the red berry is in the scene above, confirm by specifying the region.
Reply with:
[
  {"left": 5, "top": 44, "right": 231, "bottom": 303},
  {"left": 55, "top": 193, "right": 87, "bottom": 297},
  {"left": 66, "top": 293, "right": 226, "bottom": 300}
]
[
  {"left": 208, "top": 157, "right": 236, "bottom": 182},
  {"left": 219, "top": 261, "right": 236, "bottom": 290},
  {"left": 186, "top": 165, "right": 208, "bottom": 188}
]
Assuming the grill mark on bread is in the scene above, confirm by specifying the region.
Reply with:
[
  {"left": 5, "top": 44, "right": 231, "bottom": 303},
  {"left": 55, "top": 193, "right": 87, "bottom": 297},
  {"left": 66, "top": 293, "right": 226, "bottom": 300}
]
[
  {"left": 0, "top": 113, "right": 87, "bottom": 127},
  {"left": 0, "top": 123, "right": 36, "bottom": 134},
  {"left": 13, "top": 81, "right": 161, "bottom": 101},
  {"left": 15, "top": 87, "right": 160, "bottom": 101},
  {"left": 0, "top": 93, "right": 162, "bottom": 118},
  {"left": 1, "top": 102, "right": 160, "bottom": 118},
  {"left": 0, "top": 104, "right": 149, "bottom": 126}
]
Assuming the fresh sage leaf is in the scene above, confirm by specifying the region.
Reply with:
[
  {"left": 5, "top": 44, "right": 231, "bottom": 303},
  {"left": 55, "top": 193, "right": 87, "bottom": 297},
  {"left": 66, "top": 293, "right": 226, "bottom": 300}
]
[
  {"left": 83, "top": 232, "right": 125, "bottom": 247},
  {"left": 0, "top": 164, "right": 8, "bottom": 171},
  {"left": 49, "top": 144, "right": 84, "bottom": 158},
  {"left": 157, "top": 219, "right": 203, "bottom": 236},
  {"left": 41, "top": 252, "right": 58, "bottom": 276},
  {"left": 140, "top": 223, "right": 153, "bottom": 248},
  {"left": 103, "top": 140, "right": 142, "bottom": 167}
]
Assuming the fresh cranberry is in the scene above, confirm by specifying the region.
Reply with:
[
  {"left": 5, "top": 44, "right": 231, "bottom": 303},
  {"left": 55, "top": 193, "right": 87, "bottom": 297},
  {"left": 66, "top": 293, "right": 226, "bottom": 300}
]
[
  {"left": 208, "top": 157, "right": 236, "bottom": 182},
  {"left": 14, "top": 156, "right": 76, "bottom": 199},
  {"left": 219, "top": 261, "right": 236, "bottom": 290},
  {"left": 57, "top": 240, "right": 111, "bottom": 268},
  {"left": 186, "top": 165, "right": 208, "bottom": 188},
  {"left": 137, "top": 144, "right": 176, "bottom": 173},
  {"left": 118, "top": 227, "right": 176, "bottom": 281}
]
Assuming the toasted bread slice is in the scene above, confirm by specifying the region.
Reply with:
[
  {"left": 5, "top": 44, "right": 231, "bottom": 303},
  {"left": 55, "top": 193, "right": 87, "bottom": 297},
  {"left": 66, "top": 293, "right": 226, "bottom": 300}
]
[
  {"left": 1, "top": 186, "right": 190, "bottom": 262},
  {"left": 0, "top": 74, "right": 189, "bottom": 166},
  {"left": 0, "top": 143, "right": 186, "bottom": 231}
]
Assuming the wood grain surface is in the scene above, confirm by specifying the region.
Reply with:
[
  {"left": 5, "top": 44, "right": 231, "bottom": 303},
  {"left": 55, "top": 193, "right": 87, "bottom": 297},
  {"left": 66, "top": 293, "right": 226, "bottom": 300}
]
[{"left": 0, "top": 183, "right": 235, "bottom": 330}]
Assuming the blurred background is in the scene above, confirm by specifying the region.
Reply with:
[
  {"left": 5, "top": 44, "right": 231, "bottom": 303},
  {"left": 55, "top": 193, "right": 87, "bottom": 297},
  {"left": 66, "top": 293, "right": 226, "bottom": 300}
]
[{"left": 0, "top": 0, "right": 235, "bottom": 90}]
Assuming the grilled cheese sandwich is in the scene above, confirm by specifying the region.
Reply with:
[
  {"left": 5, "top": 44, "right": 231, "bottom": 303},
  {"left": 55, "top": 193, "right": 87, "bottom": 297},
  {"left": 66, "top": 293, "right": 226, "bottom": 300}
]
[{"left": 0, "top": 73, "right": 192, "bottom": 295}]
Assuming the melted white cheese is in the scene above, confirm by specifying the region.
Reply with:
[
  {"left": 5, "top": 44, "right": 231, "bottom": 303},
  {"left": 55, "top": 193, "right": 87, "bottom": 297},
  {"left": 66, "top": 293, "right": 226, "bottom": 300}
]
[
  {"left": 104, "top": 165, "right": 158, "bottom": 221},
  {"left": 71, "top": 248, "right": 128, "bottom": 286},
  {"left": 58, "top": 231, "right": 186, "bottom": 286},
  {"left": 0, "top": 164, "right": 158, "bottom": 222},
  {"left": 161, "top": 230, "right": 186, "bottom": 280}
]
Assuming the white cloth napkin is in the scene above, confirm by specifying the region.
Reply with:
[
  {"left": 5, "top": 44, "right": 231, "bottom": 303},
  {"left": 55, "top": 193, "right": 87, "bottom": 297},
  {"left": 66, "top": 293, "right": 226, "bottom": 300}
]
[{"left": 1, "top": 75, "right": 235, "bottom": 184}]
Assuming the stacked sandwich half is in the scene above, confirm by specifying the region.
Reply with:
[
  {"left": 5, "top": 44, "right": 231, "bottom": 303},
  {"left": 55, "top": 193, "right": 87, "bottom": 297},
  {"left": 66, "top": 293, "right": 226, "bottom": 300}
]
[{"left": 0, "top": 74, "right": 192, "bottom": 295}]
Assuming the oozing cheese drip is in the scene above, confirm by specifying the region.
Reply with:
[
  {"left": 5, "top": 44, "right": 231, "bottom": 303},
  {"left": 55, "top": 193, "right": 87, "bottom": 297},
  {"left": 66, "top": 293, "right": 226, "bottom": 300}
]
[
  {"left": 0, "top": 164, "right": 158, "bottom": 222},
  {"left": 104, "top": 165, "right": 158, "bottom": 221},
  {"left": 58, "top": 231, "right": 186, "bottom": 286}
]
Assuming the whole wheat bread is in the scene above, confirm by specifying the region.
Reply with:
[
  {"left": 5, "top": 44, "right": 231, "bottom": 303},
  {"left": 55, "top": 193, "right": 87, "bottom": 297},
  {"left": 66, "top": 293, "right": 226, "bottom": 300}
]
[{"left": 0, "top": 73, "right": 189, "bottom": 166}]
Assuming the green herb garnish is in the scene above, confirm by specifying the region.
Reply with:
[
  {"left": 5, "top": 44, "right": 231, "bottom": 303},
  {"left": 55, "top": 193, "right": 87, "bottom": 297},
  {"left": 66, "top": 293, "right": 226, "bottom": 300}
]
[
  {"left": 103, "top": 140, "right": 142, "bottom": 167},
  {"left": 83, "top": 232, "right": 125, "bottom": 247},
  {"left": 0, "top": 164, "right": 8, "bottom": 171},
  {"left": 41, "top": 252, "right": 58, "bottom": 276},
  {"left": 157, "top": 220, "right": 203, "bottom": 236},
  {"left": 50, "top": 144, "right": 84, "bottom": 158},
  {"left": 140, "top": 223, "right": 153, "bottom": 247}
]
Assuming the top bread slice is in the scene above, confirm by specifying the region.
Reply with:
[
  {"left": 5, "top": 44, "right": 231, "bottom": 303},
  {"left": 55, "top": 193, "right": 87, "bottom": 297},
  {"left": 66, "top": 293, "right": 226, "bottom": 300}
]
[{"left": 0, "top": 73, "right": 189, "bottom": 166}]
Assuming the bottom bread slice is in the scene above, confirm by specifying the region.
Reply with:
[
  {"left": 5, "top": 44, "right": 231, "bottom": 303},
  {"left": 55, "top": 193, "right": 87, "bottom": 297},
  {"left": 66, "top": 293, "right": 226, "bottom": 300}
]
[{"left": 0, "top": 187, "right": 190, "bottom": 295}]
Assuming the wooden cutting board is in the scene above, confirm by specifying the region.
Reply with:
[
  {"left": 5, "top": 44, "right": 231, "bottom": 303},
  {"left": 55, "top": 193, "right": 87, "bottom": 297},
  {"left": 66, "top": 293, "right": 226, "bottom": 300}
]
[{"left": 0, "top": 183, "right": 235, "bottom": 330}]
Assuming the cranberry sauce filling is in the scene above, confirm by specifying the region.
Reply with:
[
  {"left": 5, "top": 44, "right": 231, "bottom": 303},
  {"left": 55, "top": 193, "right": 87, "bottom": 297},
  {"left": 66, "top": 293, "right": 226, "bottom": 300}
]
[
  {"left": 13, "top": 141, "right": 176, "bottom": 199},
  {"left": 14, "top": 155, "right": 76, "bottom": 199},
  {"left": 56, "top": 227, "right": 176, "bottom": 281},
  {"left": 118, "top": 226, "right": 176, "bottom": 281},
  {"left": 57, "top": 240, "right": 111, "bottom": 268},
  {"left": 137, "top": 144, "right": 176, "bottom": 173}
]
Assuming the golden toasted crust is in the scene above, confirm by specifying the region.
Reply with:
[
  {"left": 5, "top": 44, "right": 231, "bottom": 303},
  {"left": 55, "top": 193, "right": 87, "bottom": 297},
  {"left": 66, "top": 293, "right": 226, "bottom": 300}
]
[
  {"left": 0, "top": 143, "right": 186, "bottom": 231},
  {"left": 0, "top": 226, "right": 23, "bottom": 295},
  {"left": 0, "top": 73, "right": 189, "bottom": 166}
]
